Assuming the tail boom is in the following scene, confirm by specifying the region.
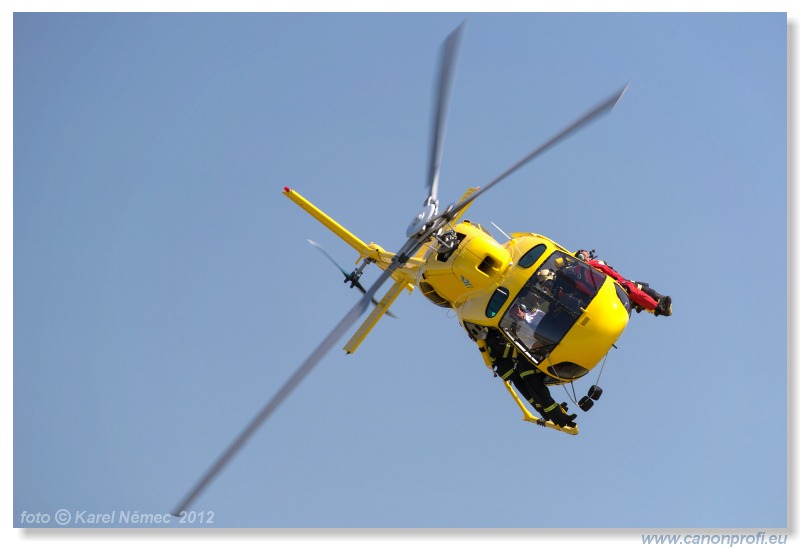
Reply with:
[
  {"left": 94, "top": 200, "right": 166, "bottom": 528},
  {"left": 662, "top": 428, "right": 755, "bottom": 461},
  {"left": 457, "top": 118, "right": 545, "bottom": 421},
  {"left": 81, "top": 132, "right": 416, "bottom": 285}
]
[
  {"left": 283, "top": 186, "right": 418, "bottom": 353},
  {"left": 283, "top": 187, "right": 371, "bottom": 257}
]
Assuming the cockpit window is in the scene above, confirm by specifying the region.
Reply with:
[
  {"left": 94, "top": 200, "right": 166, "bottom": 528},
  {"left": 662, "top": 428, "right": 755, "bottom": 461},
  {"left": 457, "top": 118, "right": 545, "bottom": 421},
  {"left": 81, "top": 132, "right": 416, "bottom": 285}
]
[
  {"left": 485, "top": 287, "right": 510, "bottom": 318},
  {"left": 498, "top": 251, "right": 606, "bottom": 364},
  {"left": 518, "top": 243, "right": 547, "bottom": 269}
]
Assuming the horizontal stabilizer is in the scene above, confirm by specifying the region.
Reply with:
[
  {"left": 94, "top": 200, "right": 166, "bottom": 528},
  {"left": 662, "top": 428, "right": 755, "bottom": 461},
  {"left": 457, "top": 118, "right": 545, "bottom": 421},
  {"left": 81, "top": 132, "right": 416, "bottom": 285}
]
[
  {"left": 450, "top": 186, "right": 480, "bottom": 223},
  {"left": 344, "top": 279, "right": 407, "bottom": 354}
]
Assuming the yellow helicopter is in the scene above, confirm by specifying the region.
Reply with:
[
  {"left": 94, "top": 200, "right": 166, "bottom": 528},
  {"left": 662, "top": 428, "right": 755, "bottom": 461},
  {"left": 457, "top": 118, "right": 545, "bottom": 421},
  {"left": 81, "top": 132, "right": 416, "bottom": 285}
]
[
  {"left": 281, "top": 183, "right": 630, "bottom": 437},
  {"left": 174, "top": 23, "right": 639, "bottom": 515}
]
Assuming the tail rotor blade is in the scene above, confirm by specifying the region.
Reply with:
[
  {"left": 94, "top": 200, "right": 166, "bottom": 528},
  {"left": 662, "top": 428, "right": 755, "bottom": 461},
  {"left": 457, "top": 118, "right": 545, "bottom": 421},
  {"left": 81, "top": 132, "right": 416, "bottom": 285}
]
[
  {"left": 307, "top": 239, "right": 397, "bottom": 318},
  {"left": 307, "top": 239, "right": 349, "bottom": 277}
]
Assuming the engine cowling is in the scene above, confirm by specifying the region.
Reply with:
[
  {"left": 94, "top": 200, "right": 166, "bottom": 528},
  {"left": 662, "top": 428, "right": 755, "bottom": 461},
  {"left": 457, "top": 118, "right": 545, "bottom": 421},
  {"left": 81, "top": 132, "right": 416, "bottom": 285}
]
[{"left": 417, "top": 221, "right": 511, "bottom": 308}]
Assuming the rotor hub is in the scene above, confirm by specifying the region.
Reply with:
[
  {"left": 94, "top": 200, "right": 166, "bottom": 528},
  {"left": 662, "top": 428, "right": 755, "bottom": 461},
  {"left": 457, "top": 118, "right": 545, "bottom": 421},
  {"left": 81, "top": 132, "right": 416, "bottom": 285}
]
[{"left": 406, "top": 203, "right": 437, "bottom": 238}]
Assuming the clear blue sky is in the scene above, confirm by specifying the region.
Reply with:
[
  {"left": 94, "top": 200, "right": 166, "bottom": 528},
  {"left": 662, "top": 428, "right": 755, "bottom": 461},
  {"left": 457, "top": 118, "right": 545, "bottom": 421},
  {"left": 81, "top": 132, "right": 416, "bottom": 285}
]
[{"left": 11, "top": 8, "right": 791, "bottom": 538}]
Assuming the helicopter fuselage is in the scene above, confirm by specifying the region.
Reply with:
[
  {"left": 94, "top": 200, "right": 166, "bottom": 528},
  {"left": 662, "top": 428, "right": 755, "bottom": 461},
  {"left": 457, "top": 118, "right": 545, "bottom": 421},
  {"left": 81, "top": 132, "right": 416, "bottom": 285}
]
[{"left": 417, "top": 221, "right": 631, "bottom": 385}]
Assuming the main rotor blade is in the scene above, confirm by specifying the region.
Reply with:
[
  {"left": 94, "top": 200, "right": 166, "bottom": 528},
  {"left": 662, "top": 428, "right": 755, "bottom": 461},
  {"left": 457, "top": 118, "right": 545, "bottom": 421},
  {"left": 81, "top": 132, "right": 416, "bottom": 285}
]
[
  {"left": 171, "top": 238, "right": 422, "bottom": 515},
  {"left": 425, "top": 21, "right": 465, "bottom": 208},
  {"left": 440, "top": 83, "right": 630, "bottom": 223}
]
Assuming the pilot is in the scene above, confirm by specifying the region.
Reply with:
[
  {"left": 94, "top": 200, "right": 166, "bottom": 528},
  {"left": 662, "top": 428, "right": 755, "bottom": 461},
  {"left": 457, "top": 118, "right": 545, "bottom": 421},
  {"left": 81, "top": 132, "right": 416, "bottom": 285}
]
[
  {"left": 482, "top": 329, "right": 576, "bottom": 428},
  {"left": 537, "top": 268, "right": 556, "bottom": 285},
  {"left": 534, "top": 268, "right": 559, "bottom": 298},
  {"left": 575, "top": 249, "right": 672, "bottom": 317}
]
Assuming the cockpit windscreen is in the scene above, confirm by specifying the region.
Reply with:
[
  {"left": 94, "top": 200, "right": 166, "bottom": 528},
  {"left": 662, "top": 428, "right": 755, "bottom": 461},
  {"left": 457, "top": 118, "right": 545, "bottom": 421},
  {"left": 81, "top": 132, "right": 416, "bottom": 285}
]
[{"left": 498, "top": 251, "right": 606, "bottom": 363}]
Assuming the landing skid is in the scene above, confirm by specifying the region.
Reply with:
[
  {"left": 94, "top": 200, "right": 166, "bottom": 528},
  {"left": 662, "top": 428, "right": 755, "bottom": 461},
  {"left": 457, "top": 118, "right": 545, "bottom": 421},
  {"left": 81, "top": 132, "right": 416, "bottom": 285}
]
[{"left": 503, "top": 381, "right": 579, "bottom": 436}]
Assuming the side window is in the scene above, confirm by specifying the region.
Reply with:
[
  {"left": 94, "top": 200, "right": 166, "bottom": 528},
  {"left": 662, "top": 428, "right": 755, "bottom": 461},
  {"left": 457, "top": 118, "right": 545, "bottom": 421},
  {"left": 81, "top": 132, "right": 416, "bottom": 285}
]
[
  {"left": 485, "top": 287, "right": 510, "bottom": 318},
  {"left": 518, "top": 244, "right": 547, "bottom": 269}
]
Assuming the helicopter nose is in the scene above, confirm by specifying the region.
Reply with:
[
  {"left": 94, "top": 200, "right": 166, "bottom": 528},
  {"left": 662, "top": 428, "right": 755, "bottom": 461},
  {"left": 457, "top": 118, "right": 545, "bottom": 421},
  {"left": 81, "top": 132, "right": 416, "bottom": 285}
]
[
  {"left": 556, "top": 279, "right": 629, "bottom": 374},
  {"left": 581, "top": 282, "right": 630, "bottom": 348}
]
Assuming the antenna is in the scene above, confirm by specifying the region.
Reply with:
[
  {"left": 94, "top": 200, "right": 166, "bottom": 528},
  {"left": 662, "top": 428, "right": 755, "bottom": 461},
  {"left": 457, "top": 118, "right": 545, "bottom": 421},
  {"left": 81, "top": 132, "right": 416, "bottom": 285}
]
[{"left": 491, "top": 222, "right": 511, "bottom": 241}]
